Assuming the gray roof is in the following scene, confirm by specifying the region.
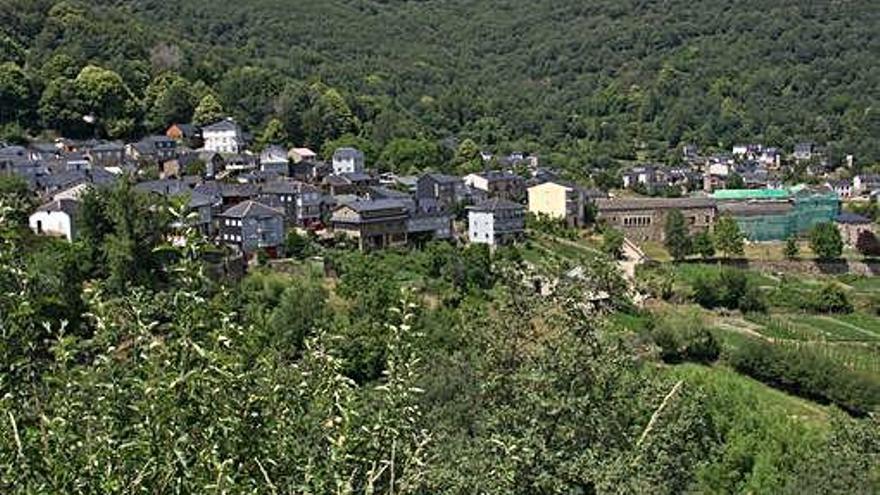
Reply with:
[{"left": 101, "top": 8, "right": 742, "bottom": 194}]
[
  {"left": 470, "top": 198, "right": 525, "bottom": 212},
  {"left": 333, "top": 147, "right": 364, "bottom": 160},
  {"left": 369, "top": 186, "right": 411, "bottom": 200},
  {"left": 341, "top": 199, "right": 408, "bottom": 213},
  {"left": 203, "top": 119, "right": 240, "bottom": 132},
  {"left": 596, "top": 197, "right": 716, "bottom": 212},
  {"left": 261, "top": 180, "right": 298, "bottom": 195},
  {"left": 36, "top": 198, "right": 80, "bottom": 216},
  {"left": 836, "top": 212, "right": 872, "bottom": 225},
  {"left": 422, "top": 173, "right": 461, "bottom": 184},
  {"left": 220, "top": 200, "right": 283, "bottom": 219}
]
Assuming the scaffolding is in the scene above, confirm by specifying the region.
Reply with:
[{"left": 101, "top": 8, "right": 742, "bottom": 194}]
[{"left": 713, "top": 187, "right": 840, "bottom": 241}]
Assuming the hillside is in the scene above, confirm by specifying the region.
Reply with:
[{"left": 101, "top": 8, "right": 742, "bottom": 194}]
[{"left": 2, "top": 0, "right": 879, "bottom": 167}]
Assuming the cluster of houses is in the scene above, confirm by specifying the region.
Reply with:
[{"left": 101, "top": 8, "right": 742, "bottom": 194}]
[
  {"left": 10, "top": 127, "right": 877, "bottom": 263},
  {"left": 619, "top": 143, "right": 866, "bottom": 196},
  {"left": 10, "top": 120, "right": 591, "bottom": 259}
]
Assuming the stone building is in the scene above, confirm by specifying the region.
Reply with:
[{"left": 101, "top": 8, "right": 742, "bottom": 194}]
[{"left": 595, "top": 197, "right": 717, "bottom": 242}]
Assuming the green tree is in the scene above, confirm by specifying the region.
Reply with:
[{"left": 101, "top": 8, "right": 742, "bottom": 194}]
[
  {"left": 266, "top": 277, "right": 329, "bottom": 355},
  {"left": 453, "top": 138, "right": 482, "bottom": 173},
  {"left": 664, "top": 209, "right": 692, "bottom": 261},
  {"left": 725, "top": 172, "right": 745, "bottom": 189},
  {"left": 39, "top": 77, "right": 86, "bottom": 134},
  {"left": 302, "top": 85, "right": 359, "bottom": 146},
  {"left": 143, "top": 73, "right": 197, "bottom": 131},
  {"left": 74, "top": 65, "right": 137, "bottom": 138},
  {"left": 192, "top": 93, "right": 225, "bottom": 127},
  {"left": 379, "top": 138, "right": 445, "bottom": 174},
  {"left": 602, "top": 227, "right": 625, "bottom": 259},
  {"left": 0, "top": 62, "right": 32, "bottom": 124},
  {"left": 809, "top": 222, "right": 843, "bottom": 261},
  {"left": 693, "top": 230, "right": 716, "bottom": 258},
  {"left": 714, "top": 216, "right": 744, "bottom": 258},
  {"left": 256, "top": 117, "right": 288, "bottom": 150},
  {"left": 784, "top": 235, "right": 800, "bottom": 259}
]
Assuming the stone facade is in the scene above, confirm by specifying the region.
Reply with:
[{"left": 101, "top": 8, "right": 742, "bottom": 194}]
[{"left": 596, "top": 198, "right": 717, "bottom": 242}]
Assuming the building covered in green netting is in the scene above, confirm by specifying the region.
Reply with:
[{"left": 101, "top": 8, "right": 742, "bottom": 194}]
[{"left": 713, "top": 187, "right": 840, "bottom": 241}]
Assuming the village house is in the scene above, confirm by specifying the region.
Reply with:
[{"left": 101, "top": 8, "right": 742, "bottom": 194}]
[
  {"left": 416, "top": 173, "right": 467, "bottom": 209},
  {"left": 289, "top": 147, "right": 318, "bottom": 163},
  {"left": 29, "top": 198, "right": 80, "bottom": 241},
  {"left": 330, "top": 199, "right": 410, "bottom": 251},
  {"left": 793, "top": 142, "right": 815, "bottom": 162},
  {"left": 166, "top": 123, "right": 200, "bottom": 144},
  {"left": 87, "top": 142, "right": 125, "bottom": 167},
  {"left": 127, "top": 135, "right": 178, "bottom": 162},
  {"left": 463, "top": 170, "right": 525, "bottom": 201},
  {"left": 527, "top": 180, "right": 595, "bottom": 228},
  {"left": 826, "top": 179, "right": 853, "bottom": 199},
  {"left": 853, "top": 174, "right": 880, "bottom": 197},
  {"left": 596, "top": 197, "right": 717, "bottom": 243},
  {"left": 135, "top": 179, "right": 215, "bottom": 235},
  {"left": 218, "top": 200, "right": 285, "bottom": 257},
  {"left": 257, "top": 179, "right": 321, "bottom": 227},
  {"left": 468, "top": 198, "right": 526, "bottom": 246},
  {"left": 332, "top": 147, "right": 365, "bottom": 175},
  {"left": 322, "top": 172, "right": 377, "bottom": 196},
  {"left": 203, "top": 119, "right": 245, "bottom": 154},
  {"left": 260, "top": 145, "right": 290, "bottom": 175},
  {"left": 64, "top": 152, "right": 91, "bottom": 172},
  {"left": 835, "top": 212, "right": 876, "bottom": 248}
]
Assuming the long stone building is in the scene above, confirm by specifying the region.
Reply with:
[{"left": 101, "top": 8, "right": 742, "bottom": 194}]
[{"left": 595, "top": 197, "right": 717, "bottom": 242}]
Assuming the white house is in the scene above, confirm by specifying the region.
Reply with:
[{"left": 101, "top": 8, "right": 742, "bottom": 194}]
[
  {"left": 468, "top": 198, "right": 525, "bottom": 246},
  {"left": 332, "top": 147, "right": 365, "bottom": 174},
  {"left": 203, "top": 119, "right": 244, "bottom": 154},
  {"left": 29, "top": 199, "right": 79, "bottom": 241}
]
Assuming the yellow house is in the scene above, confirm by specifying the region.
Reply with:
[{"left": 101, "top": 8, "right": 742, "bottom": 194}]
[{"left": 528, "top": 181, "right": 588, "bottom": 227}]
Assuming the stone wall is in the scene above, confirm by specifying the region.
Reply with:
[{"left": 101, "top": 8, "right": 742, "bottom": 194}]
[{"left": 683, "top": 258, "right": 880, "bottom": 277}]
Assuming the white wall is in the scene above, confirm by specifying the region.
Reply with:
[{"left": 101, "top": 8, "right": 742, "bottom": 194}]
[{"left": 29, "top": 211, "right": 74, "bottom": 241}]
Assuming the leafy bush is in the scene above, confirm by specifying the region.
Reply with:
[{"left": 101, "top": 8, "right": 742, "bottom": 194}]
[
  {"left": 806, "top": 283, "right": 853, "bottom": 314},
  {"left": 652, "top": 310, "right": 720, "bottom": 364},
  {"left": 809, "top": 223, "right": 843, "bottom": 260},
  {"left": 692, "top": 267, "right": 766, "bottom": 313},
  {"left": 729, "top": 339, "right": 880, "bottom": 415}
]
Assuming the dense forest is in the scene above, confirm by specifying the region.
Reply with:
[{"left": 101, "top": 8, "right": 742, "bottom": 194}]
[{"left": 2, "top": 0, "right": 879, "bottom": 175}]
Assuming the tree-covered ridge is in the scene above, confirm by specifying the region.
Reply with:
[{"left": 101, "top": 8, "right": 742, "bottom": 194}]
[{"left": 2, "top": 0, "right": 879, "bottom": 172}]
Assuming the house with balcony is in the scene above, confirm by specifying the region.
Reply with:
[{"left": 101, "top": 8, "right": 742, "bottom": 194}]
[
  {"left": 330, "top": 199, "right": 409, "bottom": 251},
  {"left": 218, "top": 200, "right": 285, "bottom": 257},
  {"left": 203, "top": 119, "right": 245, "bottom": 154},
  {"left": 468, "top": 198, "right": 526, "bottom": 246}
]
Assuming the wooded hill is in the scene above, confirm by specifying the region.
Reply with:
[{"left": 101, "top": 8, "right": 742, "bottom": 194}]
[{"left": 2, "top": 0, "right": 879, "bottom": 168}]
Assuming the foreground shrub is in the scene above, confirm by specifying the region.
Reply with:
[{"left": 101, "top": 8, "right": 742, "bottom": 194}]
[{"left": 728, "top": 339, "right": 880, "bottom": 416}]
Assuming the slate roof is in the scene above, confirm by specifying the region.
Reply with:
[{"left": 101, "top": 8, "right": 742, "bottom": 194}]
[
  {"left": 422, "top": 173, "right": 461, "bottom": 184},
  {"left": 341, "top": 199, "right": 408, "bottom": 213},
  {"left": 203, "top": 119, "right": 241, "bottom": 132},
  {"left": 220, "top": 200, "right": 283, "bottom": 219},
  {"left": 595, "top": 197, "right": 716, "bottom": 211},
  {"left": 333, "top": 147, "right": 364, "bottom": 160},
  {"left": 835, "top": 212, "right": 872, "bottom": 225},
  {"left": 470, "top": 198, "right": 525, "bottom": 212},
  {"left": 36, "top": 198, "right": 80, "bottom": 216},
  {"left": 261, "top": 180, "right": 299, "bottom": 195}
]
